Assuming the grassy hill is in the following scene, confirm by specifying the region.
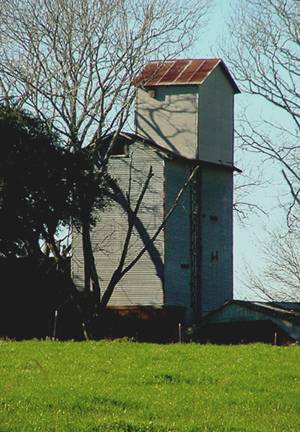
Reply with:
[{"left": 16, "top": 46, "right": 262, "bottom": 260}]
[{"left": 1, "top": 340, "right": 299, "bottom": 431}]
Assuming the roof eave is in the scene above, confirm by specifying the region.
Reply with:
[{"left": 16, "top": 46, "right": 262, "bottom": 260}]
[
  {"left": 219, "top": 60, "right": 241, "bottom": 94},
  {"left": 119, "top": 132, "right": 241, "bottom": 171}
]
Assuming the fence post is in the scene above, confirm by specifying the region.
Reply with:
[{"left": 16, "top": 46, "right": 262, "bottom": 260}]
[
  {"left": 178, "top": 322, "right": 182, "bottom": 343},
  {"left": 52, "top": 309, "right": 58, "bottom": 341}
]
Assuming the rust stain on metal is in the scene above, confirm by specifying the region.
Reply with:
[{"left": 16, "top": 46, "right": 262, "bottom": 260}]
[
  {"left": 139, "top": 62, "right": 173, "bottom": 86},
  {"left": 176, "top": 59, "right": 206, "bottom": 83},
  {"left": 135, "top": 59, "right": 219, "bottom": 85},
  {"left": 134, "top": 58, "right": 240, "bottom": 93},
  {"left": 160, "top": 60, "right": 190, "bottom": 83}
]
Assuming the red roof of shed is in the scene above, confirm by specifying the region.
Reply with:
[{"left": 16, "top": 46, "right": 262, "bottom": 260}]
[{"left": 134, "top": 58, "right": 240, "bottom": 93}]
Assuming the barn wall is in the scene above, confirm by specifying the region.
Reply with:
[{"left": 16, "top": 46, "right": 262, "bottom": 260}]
[
  {"left": 72, "top": 142, "right": 165, "bottom": 306},
  {"left": 199, "top": 166, "right": 233, "bottom": 315},
  {"left": 164, "top": 159, "right": 192, "bottom": 320},
  {"left": 198, "top": 66, "right": 234, "bottom": 165},
  {"left": 136, "top": 85, "right": 198, "bottom": 159}
]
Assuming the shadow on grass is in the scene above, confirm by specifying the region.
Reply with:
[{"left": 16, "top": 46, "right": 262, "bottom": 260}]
[
  {"left": 87, "top": 420, "right": 243, "bottom": 432},
  {"left": 87, "top": 421, "right": 162, "bottom": 432},
  {"left": 70, "top": 395, "right": 140, "bottom": 413},
  {"left": 143, "top": 373, "right": 219, "bottom": 385}
]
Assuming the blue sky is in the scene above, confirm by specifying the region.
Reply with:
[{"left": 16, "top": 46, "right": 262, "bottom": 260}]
[{"left": 189, "top": 0, "right": 290, "bottom": 299}]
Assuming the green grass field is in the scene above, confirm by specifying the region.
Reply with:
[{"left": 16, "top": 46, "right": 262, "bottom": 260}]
[{"left": 1, "top": 341, "right": 300, "bottom": 432}]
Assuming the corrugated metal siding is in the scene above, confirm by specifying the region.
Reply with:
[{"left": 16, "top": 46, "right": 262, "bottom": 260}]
[
  {"left": 72, "top": 65, "right": 236, "bottom": 319},
  {"left": 164, "top": 160, "right": 192, "bottom": 318},
  {"left": 91, "top": 143, "right": 165, "bottom": 306},
  {"left": 71, "top": 227, "right": 85, "bottom": 291},
  {"left": 199, "top": 166, "right": 233, "bottom": 316},
  {"left": 198, "top": 66, "right": 234, "bottom": 166}
]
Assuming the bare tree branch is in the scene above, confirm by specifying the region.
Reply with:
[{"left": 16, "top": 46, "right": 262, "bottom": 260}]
[
  {"left": 223, "top": 0, "right": 299, "bottom": 226},
  {"left": 243, "top": 224, "right": 300, "bottom": 301}
]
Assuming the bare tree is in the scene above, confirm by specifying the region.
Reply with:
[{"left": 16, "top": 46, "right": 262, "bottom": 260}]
[
  {"left": 243, "top": 221, "right": 300, "bottom": 301},
  {"left": 220, "top": 0, "right": 300, "bottom": 300},
  {"left": 223, "top": 0, "right": 299, "bottom": 228},
  {"left": 0, "top": 0, "right": 210, "bottom": 301},
  {"left": 0, "top": 0, "right": 209, "bottom": 148},
  {"left": 233, "top": 165, "right": 267, "bottom": 222}
]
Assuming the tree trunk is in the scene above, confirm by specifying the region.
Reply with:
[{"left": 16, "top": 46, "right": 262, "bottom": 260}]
[
  {"left": 81, "top": 218, "right": 101, "bottom": 302},
  {"left": 46, "top": 238, "right": 91, "bottom": 340}
]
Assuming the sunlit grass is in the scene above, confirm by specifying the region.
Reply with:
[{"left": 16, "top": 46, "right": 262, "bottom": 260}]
[{"left": 1, "top": 340, "right": 300, "bottom": 431}]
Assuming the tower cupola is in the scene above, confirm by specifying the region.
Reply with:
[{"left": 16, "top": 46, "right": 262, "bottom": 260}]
[{"left": 135, "top": 58, "right": 240, "bottom": 165}]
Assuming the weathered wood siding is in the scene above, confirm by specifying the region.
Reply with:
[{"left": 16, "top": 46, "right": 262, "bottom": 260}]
[
  {"left": 136, "top": 85, "right": 198, "bottom": 160},
  {"left": 198, "top": 66, "right": 234, "bottom": 166},
  {"left": 72, "top": 142, "right": 165, "bottom": 305},
  {"left": 164, "top": 159, "right": 192, "bottom": 319}
]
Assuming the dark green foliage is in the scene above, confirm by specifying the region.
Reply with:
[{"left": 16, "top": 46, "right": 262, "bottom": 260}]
[
  {"left": 0, "top": 107, "right": 66, "bottom": 256},
  {"left": 0, "top": 106, "right": 108, "bottom": 257},
  {"left": 70, "top": 149, "right": 109, "bottom": 229}
]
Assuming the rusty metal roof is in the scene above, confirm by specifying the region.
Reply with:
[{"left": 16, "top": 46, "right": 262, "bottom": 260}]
[{"left": 134, "top": 58, "right": 240, "bottom": 93}]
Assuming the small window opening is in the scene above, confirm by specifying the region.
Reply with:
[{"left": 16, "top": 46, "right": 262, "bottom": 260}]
[
  {"left": 110, "top": 141, "right": 128, "bottom": 157},
  {"left": 146, "top": 87, "right": 166, "bottom": 102}
]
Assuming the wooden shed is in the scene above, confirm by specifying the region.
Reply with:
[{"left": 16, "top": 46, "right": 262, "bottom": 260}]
[
  {"left": 71, "top": 58, "right": 240, "bottom": 326},
  {"left": 191, "top": 300, "right": 300, "bottom": 344}
]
